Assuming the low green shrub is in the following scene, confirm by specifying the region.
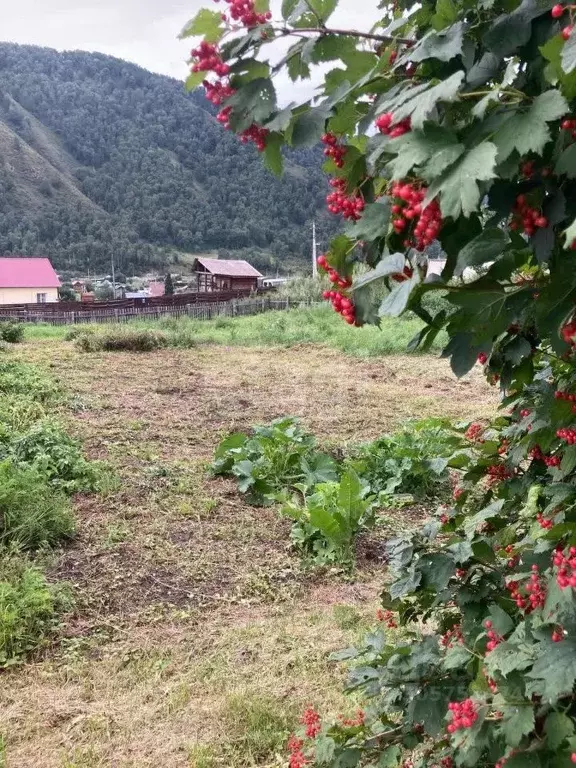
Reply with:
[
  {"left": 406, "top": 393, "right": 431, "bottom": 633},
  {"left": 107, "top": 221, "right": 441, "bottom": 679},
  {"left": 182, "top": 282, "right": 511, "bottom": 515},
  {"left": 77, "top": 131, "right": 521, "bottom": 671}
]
[
  {"left": 0, "top": 394, "right": 45, "bottom": 433},
  {"left": 347, "top": 418, "right": 464, "bottom": 500},
  {"left": 64, "top": 326, "right": 95, "bottom": 341},
  {"left": 0, "top": 555, "right": 69, "bottom": 666},
  {"left": 0, "top": 360, "right": 59, "bottom": 402},
  {"left": 280, "top": 469, "right": 376, "bottom": 565},
  {"left": 212, "top": 417, "right": 338, "bottom": 504},
  {"left": 0, "top": 322, "right": 24, "bottom": 344},
  {"left": 5, "top": 421, "right": 100, "bottom": 493},
  {"left": 76, "top": 328, "right": 168, "bottom": 352},
  {"left": 0, "top": 461, "right": 74, "bottom": 550}
]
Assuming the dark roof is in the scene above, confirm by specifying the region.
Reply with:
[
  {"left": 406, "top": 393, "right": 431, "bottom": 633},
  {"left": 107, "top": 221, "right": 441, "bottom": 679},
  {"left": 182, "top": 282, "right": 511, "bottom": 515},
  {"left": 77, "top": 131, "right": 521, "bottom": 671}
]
[
  {"left": 194, "top": 257, "right": 262, "bottom": 278},
  {"left": 0, "top": 257, "right": 61, "bottom": 288}
]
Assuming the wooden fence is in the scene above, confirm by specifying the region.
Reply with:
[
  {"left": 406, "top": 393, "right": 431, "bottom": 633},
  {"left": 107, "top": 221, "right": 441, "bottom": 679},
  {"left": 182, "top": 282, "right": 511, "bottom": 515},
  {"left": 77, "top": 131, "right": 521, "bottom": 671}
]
[{"left": 0, "top": 297, "right": 320, "bottom": 326}]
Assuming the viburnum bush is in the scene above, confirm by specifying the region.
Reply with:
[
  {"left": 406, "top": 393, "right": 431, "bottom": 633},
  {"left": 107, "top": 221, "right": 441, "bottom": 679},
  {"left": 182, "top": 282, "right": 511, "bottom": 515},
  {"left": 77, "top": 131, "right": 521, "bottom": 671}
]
[{"left": 182, "top": 0, "right": 576, "bottom": 764}]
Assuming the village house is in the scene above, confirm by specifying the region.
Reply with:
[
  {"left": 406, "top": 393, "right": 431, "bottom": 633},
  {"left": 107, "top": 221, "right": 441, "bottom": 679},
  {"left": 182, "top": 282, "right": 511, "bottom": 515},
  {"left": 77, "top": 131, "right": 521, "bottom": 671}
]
[
  {"left": 193, "top": 257, "right": 262, "bottom": 293},
  {"left": 0, "top": 257, "right": 61, "bottom": 304}
]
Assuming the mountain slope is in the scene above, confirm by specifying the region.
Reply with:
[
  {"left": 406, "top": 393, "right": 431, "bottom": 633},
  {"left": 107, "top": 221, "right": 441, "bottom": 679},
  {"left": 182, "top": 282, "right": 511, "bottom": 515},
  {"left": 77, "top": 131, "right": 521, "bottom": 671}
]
[{"left": 0, "top": 43, "right": 335, "bottom": 274}]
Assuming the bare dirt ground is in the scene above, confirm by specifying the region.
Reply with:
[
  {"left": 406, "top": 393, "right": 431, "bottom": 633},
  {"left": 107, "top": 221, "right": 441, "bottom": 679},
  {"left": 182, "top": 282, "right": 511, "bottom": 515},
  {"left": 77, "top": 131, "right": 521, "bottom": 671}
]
[{"left": 0, "top": 341, "right": 497, "bottom": 768}]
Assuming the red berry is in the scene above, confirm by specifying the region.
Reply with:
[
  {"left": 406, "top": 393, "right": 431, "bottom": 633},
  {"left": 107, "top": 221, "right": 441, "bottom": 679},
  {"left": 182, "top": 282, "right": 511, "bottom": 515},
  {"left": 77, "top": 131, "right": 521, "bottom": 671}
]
[
  {"left": 552, "top": 3, "right": 565, "bottom": 17},
  {"left": 563, "top": 25, "right": 573, "bottom": 40}
]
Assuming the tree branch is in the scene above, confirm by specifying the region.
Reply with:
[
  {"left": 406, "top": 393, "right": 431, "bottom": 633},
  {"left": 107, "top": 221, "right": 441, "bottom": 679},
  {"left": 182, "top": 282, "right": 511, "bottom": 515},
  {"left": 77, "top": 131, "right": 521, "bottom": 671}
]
[{"left": 277, "top": 25, "right": 414, "bottom": 45}]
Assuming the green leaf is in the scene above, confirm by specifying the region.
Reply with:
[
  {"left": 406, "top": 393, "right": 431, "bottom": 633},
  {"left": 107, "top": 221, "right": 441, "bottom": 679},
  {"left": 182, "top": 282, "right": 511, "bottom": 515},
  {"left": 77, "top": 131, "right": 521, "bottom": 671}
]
[
  {"left": 505, "top": 756, "right": 541, "bottom": 768},
  {"left": 226, "top": 78, "right": 277, "bottom": 130},
  {"left": 179, "top": 9, "right": 224, "bottom": 42},
  {"left": 555, "top": 143, "right": 576, "bottom": 178},
  {"left": 493, "top": 90, "right": 569, "bottom": 162},
  {"left": 427, "top": 142, "right": 498, "bottom": 219},
  {"left": 309, "top": 505, "right": 342, "bottom": 541},
  {"left": 290, "top": 107, "right": 329, "bottom": 147},
  {"left": 346, "top": 199, "right": 391, "bottom": 242},
  {"left": 545, "top": 712, "right": 575, "bottom": 749},
  {"left": 263, "top": 134, "right": 284, "bottom": 177},
  {"left": 484, "top": 0, "right": 551, "bottom": 58},
  {"left": 184, "top": 71, "right": 205, "bottom": 92},
  {"left": 442, "top": 332, "right": 483, "bottom": 377},
  {"left": 379, "top": 274, "right": 421, "bottom": 318},
  {"left": 527, "top": 637, "right": 576, "bottom": 700},
  {"left": 454, "top": 228, "right": 509, "bottom": 276},
  {"left": 560, "top": 444, "right": 576, "bottom": 475},
  {"left": 387, "top": 124, "right": 464, "bottom": 180},
  {"left": 351, "top": 253, "right": 405, "bottom": 291},
  {"left": 385, "top": 71, "right": 465, "bottom": 130},
  {"left": 431, "top": 0, "right": 458, "bottom": 31},
  {"left": 264, "top": 105, "right": 295, "bottom": 132},
  {"left": 338, "top": 469, "right": 361, "bottom": 516},
  {"left": 410, "top": 687, "right": 452, "bottom": 736},
  {"left": 287, "top": 43, "right": 311, "bottom": 81},
  {"left": 500, "top": 705, "right": 535, "bottom": 748},
  {"left": 378, "top": 746, "right": 402, "bottom": 768},
  {"left": 467, "top": 52, "right": 502, "bottom": 88},
  {"left": 405, "top": 22, "right": 464, "bottom": 64},
  {"left": 562, "top": 29, "right": 576, "bottom": 74},
  {"left": 281, "top": 0, "right": 298, "bottom": 20}
]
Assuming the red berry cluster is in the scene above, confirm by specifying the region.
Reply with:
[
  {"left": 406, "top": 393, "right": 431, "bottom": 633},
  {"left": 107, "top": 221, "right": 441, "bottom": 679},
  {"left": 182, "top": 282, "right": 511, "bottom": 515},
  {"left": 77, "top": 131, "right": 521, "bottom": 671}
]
[
  {"left": 326, "top": 178, "right": 365, "bottom": 220},
  {"left": 440, "top": 625, "right": 463, "bottom": 648},
  {"left": 555, "top": 389, "right": 576, "bottom": 402},
  {"left": 552, "top": 625, "right": 565, "bottom": 642},
  {"left": 239, "top": 123, "right": 268, "bottom": 151},
  {"left": 300, "top": 707, "right": 321, "bottom": 738},
  {"left": 446, "top": 699, "right": 478, "bottom": 733},
  {"left": 338, "top": 709, "right": 365, "bottom": 727},
  {"left": 529, "top": 445, "right": 561, "bottom": 466},
  {"left": 562, "top": 320, "right": 576, "bottom": 344},
  {"left": 524, "top": 565, "right": 547, "bottom": 611},
  {"left": 553, "top": 545, "right": 576, "bottom": 588},
  {"left": 562, "top": 117, "right": 576, "bottom": 139},
  {"left": 537, "top": 512, "right": 554, "bottom": 530},
  {"left": 520, "top": 408, "right": 531, "bottom": 418},
  {"left": 191, "top": 41, "right": 230, "bottom": 77},
  {"left": 453, "top": 486, "right": 464, "bottom": 501},
  {"left": 487, "top": 677, "right": 498, "bottom": 694},
  {"left": 455, "top": 568, "right": 467, "bottom": 579},
  {"left": 203, "top": 79, "right": 235, "bottom": 106},
  {"left": 498, "top": 439, "right": 509, "bottom": 455},
  {"left": 375, "top": 112, "right": 412, "bottom": 138},
  {"left": 440, "top": 757, "right": 454, "bottom": 768},
  {"left": 317, "top": 255, "right": 352, "bottom": 289},
  {"left": 486, "top": 464, "right": 513, "bottom": 483},
  {"left": 484, "top": 620, "right": 503, "bottom": 652},
  {"left": 556, "top": 426, "right": 576, "bottom": 444},
  {"left": 465, "top": 423, "right": 484, "bottom": 441},
  {"left": 389, "top": 182, "right": 442, "bottom": 250},
  {"left": 391, "top": 265, "right": 414, "bottom": 282},
  {"left": 477, "top": 352, "right": 488, "bottom": 365},
  {"left": 287, "top": 735, "right": 307, "bottom": 768},
  {"left": 215, "top": 0, "right": 272, "bottom": 27},
  {"left": 321, "top": 133, "right": 346, "bottom": 167},
  {"left": 318, "top": 256, "right": 357, "bottom": 325},
  {"left": 377, "top": 608, "right": 398, "bottom": 627},
  {"left": 510, "top": 195, "right": 548, "bottom": 236}
]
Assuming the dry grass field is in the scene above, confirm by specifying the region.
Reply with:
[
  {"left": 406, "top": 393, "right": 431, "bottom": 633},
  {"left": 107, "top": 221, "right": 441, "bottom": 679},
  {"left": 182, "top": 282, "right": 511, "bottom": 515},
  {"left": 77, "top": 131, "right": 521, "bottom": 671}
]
[{"left": 0, "top": 337, "right": 497, "bottom": 768}]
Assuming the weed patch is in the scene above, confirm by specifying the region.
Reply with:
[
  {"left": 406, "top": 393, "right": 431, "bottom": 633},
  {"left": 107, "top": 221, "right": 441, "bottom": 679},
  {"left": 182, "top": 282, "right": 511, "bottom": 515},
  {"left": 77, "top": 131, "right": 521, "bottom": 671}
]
[
  {"left": 0, "top": 322, "right": 24, "bottom": 344},
  {"left": 76, "top": 329, "right": 168, "bottom": 352}
]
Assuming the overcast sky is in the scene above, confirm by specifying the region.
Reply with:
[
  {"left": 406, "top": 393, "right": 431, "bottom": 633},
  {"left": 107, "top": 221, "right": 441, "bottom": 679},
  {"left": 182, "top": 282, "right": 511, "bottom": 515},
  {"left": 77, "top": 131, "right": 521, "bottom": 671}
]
[{"left": 2, "top": 0, "right": 381, "bottom": 101}]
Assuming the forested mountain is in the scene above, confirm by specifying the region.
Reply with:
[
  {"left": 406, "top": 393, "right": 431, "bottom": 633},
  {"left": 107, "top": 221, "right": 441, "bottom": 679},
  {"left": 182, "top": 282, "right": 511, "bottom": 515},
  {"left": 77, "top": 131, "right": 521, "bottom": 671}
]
[{"left": 0, "top": 43, "right": 336, "bottom": 274}]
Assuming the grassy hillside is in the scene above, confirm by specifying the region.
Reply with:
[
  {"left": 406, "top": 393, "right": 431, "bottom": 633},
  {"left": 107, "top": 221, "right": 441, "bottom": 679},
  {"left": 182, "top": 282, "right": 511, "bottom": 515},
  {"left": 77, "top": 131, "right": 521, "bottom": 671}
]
[{"left": 0, "top": 43, "right": 337, "bottom": 275}]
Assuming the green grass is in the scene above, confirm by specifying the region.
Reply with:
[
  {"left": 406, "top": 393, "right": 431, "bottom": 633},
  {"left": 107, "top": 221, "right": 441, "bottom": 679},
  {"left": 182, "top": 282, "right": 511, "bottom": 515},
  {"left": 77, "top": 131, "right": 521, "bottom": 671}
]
[{"left": 25, "top": 306, "right": 446, "bottom": 357}]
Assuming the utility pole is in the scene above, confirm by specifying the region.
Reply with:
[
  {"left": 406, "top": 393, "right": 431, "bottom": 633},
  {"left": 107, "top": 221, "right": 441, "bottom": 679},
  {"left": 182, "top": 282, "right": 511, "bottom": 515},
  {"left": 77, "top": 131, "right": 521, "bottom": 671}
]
[
  {"left": 111, "top": 249, "right": 116, "bottom": 299},
  {"left": 312, "top": 220, "right": 317, "bottom": 278}
]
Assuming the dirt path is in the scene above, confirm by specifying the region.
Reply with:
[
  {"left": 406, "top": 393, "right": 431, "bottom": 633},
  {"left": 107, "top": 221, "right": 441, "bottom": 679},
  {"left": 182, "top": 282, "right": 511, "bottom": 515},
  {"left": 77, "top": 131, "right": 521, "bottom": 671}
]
[{"left": 0, "top": 342, "right": 497, "bottom": 768}]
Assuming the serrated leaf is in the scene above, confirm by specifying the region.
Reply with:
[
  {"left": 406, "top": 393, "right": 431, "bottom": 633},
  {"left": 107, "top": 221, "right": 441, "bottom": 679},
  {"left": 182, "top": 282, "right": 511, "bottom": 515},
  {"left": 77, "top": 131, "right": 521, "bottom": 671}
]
[
  {"left": 404, "top": 22, "right": 464, "bottom": 64},
  {"left": 351, "top": 253, "right": 405, "bottom": 291},
  {"left": 184, "top": 71, "right": 205, "bottom": 92},
  {"left": 427, "top": 142, "right": 498, "bottom": 219},
  {"left": 443, "top": 642, "right": 471, "bottom": 670},
  {"left": 287, "top": 43, "right": 311, "bottom": 81},
  {"left": 391, "top": 71, "right": 465, "bottom": 129},
  {"left": 432, "top": 0, "right": 458, "bottom": 31},
  {"left": 290, "top": 107, "right": 329, "bottom": 147},
  {"left": 493, "top": 90, "right": 569, "bottom": 162},
  {"left": 455, "top": 228, "right": 509, "bottom": 276},
  {"left": 555, "top": 143, "right": 576, "bottom": 178},
  {"left": 560, "top": 444, "right": 576, "bottom": 475},
  {"left": 263, "top": 134, "right": 283, "bottom": 177},
  {"left": 264, "top": 104, "right": 295, "bottom": 132},
  {"left": 467, "top": 52, "right": 502, "bottom": 87},
  {"left": 226, "top": 78, "right": 277, "bottom": 129},
  {"left": 281, "top": 0, "right": 298, "bottom": 19},
  {"left": 179, "top": 9, "right": 224, "bottom": 42},
  {"left": 379, "top": 274, "right": 421, "bottom": 317},
  {"left": 500, "top": 705, "right": 535, "bottom": 748},
  {"left": 442, "top": 332, "right": 483, "bottom": 377},
  {"left": 545, "top": 712, "right": 575, "bottom": 749},
  {"left": 346, "top": 199, "right": 391, "bottom": 242},
  {"left": 527, "top": 637, "right": 576, "bottom": 700},
  {"left": 562, "top": 29, "right": 576, "bottom": 74},
  {"left": 484, "top": 0, "right": 550, "bottom": 58},
  {"left": 387, "top": 124, "right": 463, "bottom": 180}
]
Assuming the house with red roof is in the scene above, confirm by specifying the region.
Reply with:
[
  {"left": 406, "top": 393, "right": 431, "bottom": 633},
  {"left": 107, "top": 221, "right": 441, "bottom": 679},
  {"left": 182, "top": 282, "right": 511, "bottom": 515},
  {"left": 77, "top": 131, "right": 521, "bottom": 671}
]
[
  {"left": 0, "top": 258, "right": 61, "bottom": 304},
  {"left": 193, "top": 257, "right": 262, "bottom": 293}
]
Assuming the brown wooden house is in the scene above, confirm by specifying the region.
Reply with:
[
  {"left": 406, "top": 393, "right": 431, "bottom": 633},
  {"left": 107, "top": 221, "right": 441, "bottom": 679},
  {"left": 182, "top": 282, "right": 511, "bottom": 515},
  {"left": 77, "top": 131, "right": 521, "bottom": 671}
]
[{"left": 193, "top": 257, "right": 262, "bottom": 293}]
